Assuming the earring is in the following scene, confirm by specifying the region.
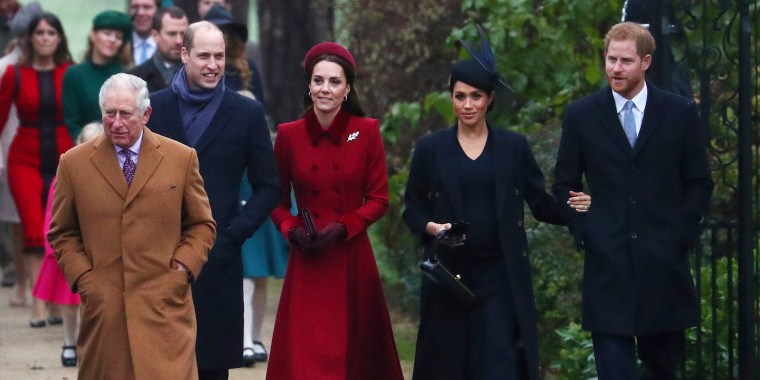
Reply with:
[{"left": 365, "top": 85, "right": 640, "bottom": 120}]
[
  {"left": 343, "top": 95, "right": 348, "bottom": 102},
  {"left": 308, "top": 91, "right": 312, "bottom": 97}
]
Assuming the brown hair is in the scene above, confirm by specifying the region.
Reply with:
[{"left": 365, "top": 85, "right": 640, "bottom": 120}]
[
  {"left": 222, "top": 29, "right": 251, "bottom": 91},
  {"left": 83, "top": 32, "right": 133, "bottom": 67},
  {"left": 604, "top": 22, "right": 656, "bottom": 57},
  {"left": 302, "top": 54, "right": 365, "bottom": 117},
  {"left": 20, "top": 12, "right": 72, "bottom": 67}
]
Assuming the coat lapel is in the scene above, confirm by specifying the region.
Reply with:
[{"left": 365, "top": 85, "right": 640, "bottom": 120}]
[
  {"left": 155, "top": 92, "right": 188, "bottom": 144},
  {"left": 632, "top": 84, "right": 666, "bottom": 156},
  {"left": 594, "top": 88, "right": 634, "bottom": 154},
  {"left": 124, "top": 127, "right": 164, "bottom": 207},
  {"left": 90, "top": 135, "right": 129, "bottom": 200},
  {"left": 491, "top": 128, "right": 513, "bottom": 220},
  {"left": 435, "top": 127, "right": 464, "bottom": 219}
]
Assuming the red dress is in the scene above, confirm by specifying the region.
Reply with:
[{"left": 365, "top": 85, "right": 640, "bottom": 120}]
[
  {"left": 0, "top": 64, "right": 74, "bottom": 252},
  {"left": 32, "top": 177, "right": 80, "bottom": 305},
  {"left": 268, "top": 109, "right": 403, "bottom": 380}
]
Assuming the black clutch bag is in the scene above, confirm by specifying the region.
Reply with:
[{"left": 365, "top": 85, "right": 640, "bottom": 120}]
[
  {"left": 301, "top": 208, "right": 318, "bottom": 241},
  {"left": 419, "top": 229, "right": 476, "bottom": 306}
]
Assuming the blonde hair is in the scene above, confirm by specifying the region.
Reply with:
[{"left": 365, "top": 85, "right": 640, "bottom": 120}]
[{"left": 77, "top": 122, "right": 104, "bottom": 144}]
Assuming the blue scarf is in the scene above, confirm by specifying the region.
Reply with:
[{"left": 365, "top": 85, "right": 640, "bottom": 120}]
[{"left": 170, "top": 66, "right": 225, "bottom": 146}]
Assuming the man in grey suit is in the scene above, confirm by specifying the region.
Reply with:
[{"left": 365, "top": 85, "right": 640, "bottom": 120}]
[
  {"left": 553, "top": 22, "right": 713, "bottom": 379},
  {"left": 147, "top": 21, "right": 279, "bottom": 380}
]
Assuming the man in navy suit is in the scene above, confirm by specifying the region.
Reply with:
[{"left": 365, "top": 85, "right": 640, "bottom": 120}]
[
  {"left": 128, "top": 6, "right": 188, "bottom": 93},
  {"left": 147, "top": 21, "right": 279, "bottom": 380},
  {"left": 553, "top": 22, "right": 713, "bottom": 379}
]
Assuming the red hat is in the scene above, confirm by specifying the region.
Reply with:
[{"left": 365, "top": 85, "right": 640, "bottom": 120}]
[{"left": 303, "top": 42, "right": 356, "bottom": 73}]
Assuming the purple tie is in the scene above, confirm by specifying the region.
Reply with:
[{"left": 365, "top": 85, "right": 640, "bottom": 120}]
[{"left": 122, "top": 149, "right": 136, "bottom": 186}]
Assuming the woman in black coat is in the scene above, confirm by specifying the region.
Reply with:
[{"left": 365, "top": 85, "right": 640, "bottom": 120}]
[{"left": 402, "top": 53, "right": 590, "bottom": 379}]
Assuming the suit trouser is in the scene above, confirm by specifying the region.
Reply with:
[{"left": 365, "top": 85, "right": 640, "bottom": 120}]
[
  {"left": 592, "top": 331, "right": 685, "bottom": 380},
  {"left": 198, "top": 368, "right": 229, "bottom": 380}
]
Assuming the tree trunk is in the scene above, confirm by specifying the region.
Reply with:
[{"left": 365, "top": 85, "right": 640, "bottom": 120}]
[{"left": 258, "top": 0, "right": 333, "bottom": 126}]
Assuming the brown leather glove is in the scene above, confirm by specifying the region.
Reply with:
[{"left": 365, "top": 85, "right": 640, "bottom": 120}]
[
  {"left": 302, "top": 223, "right": 346, "bottom": 253},
  {"left": 288, "top": 227, "right": 312, "bottom": 248}
]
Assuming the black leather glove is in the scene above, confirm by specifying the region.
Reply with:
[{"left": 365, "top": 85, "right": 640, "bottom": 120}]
[
  {"left": 302, "top": 223, "right": 346, "bottom": 253},
  {"left": 288, "top": 227, "right": 312, "bottom": 248}
]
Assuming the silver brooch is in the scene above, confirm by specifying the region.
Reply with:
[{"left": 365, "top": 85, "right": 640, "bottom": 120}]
[{"left": 347, "top": 131, "right": 359, "bottom": 142}]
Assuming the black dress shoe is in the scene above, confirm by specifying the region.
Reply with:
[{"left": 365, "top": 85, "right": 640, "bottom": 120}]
[
  {"left": 252, "top": 341, "right": 268, "bottom": 362},
  {"left": 242, "top": 347, "right": 256, "bottom": 367},
  {"left": 61, "top": 345, "right": 77, "bottom": 367},
  {"left": 47, "top": 316, "right": 63, "bottom": 325},
  {"left": 29, "top": 319, "right": 46, "bottom": 328}
]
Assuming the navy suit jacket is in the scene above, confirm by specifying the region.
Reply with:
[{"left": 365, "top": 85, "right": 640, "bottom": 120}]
[
  {"left": 553, "top": 84, "right": 713, "bottom": 335},
  {"left": 403, "top": 125, "right": 574, "bottom": 380},
  {"left": 127, "top": 57, "right": 169, "bottom": 94},
  {"left": 147, "top": 87, "right": 280, "bottom": 369}
]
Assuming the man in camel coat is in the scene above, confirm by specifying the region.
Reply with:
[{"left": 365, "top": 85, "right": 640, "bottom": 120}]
[{"left": 48, "top": 73, "right": 216, "bottom": 379}]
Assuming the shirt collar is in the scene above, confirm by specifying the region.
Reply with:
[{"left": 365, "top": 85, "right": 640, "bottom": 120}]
[
  {"left": 612, "top": 83, "right": 648, "bottom": 113},
  {"left": 305, "top": 108, "right": 350, "bottom": 146},
  {"left": 132, "top": 33, "right": 156, "bottom": 49}
]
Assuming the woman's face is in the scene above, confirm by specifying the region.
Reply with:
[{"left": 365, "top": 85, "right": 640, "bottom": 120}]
[
  {"left": 90, "top": 28, "right": 124, "bottom": 61},
  {"left": 31, "top": 19, "right": 61, "bottom": 59},
  {"left": 452, "top": 81, "right": 492, "bottom": 129},
  {"left": 309, "top": 60, "right": 350, "bottom": 117}
]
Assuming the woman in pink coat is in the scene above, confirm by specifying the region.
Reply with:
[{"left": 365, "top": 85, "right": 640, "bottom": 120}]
[{"left": 267, "top": 42, "right": 403, "bottom": 380}]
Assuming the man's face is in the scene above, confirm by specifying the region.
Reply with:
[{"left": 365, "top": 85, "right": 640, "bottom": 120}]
[
  {"left": 605, "top": 38, "right": 651, "bottom": 99},
  {"left": 181, "top": 28, "right": 225, "bottom": 91},
  {"left": 197, "top": 0, "right": 228, "bottom": 18},
  {"left": 102, "top": 89, "right": 151, "bottom": 149},
  {"left": 129, "top": 0, "right": 158, "bottom": 38},
  {"left": 153, "top": 14, "right": 188, "bottom": 63}
]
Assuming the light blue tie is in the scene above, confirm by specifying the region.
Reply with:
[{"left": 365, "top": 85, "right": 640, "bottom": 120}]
[
  {"left": 623, "top": 100, "right": 637, "bottom": 147},
  {"left": 139, "top": 42, "right": 149, "bottom": 64}
]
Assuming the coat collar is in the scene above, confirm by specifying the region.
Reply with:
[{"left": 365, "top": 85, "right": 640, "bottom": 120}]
[
  {"left": 305, "top": 108, "right": 350, "bottom": 146},
  {"left": 154, "top": 90, "right": 236, "bottom": 154},
  {"left": 90, "top": 127, "right": 164, "bottom": 207}
]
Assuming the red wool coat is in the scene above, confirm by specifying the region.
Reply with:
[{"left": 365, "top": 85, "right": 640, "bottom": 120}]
[{"left": 267, "top": 109, "right": 403, "bottom": 380}]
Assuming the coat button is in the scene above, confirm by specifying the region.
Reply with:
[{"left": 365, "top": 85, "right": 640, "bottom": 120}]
[
  {"left": 522, "top": 250, "right": 527, "bottom": 257},
  {"left": 333, "top": 163, "right": 340, "bottom": 170},
  {"left": 311, "top": 188, "right": 319, "bottom": 195},
  {"left": 311, "top": 164, "right": 318, "bottom": 171},
  {"left": 630, "top": 233, "right": 638, "bottom": 239},
  {"left": 514, "top": 188, "right": 519, "bottom": 196},
  {"left": 629, "top": 197, "right": 636, "bottom": 205},
  {"left": 517, "top": 220, "right": 523, "bottom": 227},
  {"left": 334, "top": 188, "right": 341, "bottom": 194}
]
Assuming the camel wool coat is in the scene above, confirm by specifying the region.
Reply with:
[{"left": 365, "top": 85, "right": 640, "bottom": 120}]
[{"left": 48, "top": 127, "right": 216, "bottom": 380}]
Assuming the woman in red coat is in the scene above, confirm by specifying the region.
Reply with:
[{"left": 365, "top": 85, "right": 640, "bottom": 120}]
[
  {"left": 0, "top": 12, "right": 73, "bottom": 326},
  {"left": 267, "top": 42, "right": 403, "bottom": 380}
]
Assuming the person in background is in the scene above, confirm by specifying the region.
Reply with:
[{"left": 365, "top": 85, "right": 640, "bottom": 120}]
[
  {"left": 202, "top": 3, "right": 265, "bottom": 104},
  {"left": 0, "top": 0, "right": 19, "bottom": 52},
  {"left": 48, "top": 73, "right": 216, "bottom": 379},
  {"left": 197, "top": 0, "right": 229, "bottom": 19},
  {"left": 128, "top": 6, "right": 188, "bottom": 93},
  {"left": 128, "top": 0, "right": 159, "bottom": 65},
  {"left": 62, "top": 10, "right": 131, "bottom": 141},
  {"left": 0, "top": 11, "right": 74, "bottom": 328},
  {"left": 552, "top": 22, "right": 713, "bottom": 379},
  {"left": 33, "top": 121, "right": 102, "bottom": 367},
  {"left": 147, "top": 21, "right": 280, "bottom": 380},
  {"left": 0, "top": 0, "right": 41, "bottom": 301},
  {"left": 267, "top": 41, "right": 403, "bottom": 380},
  {"left": 402, "top": 27, "right": 591, "bottom": 379}
]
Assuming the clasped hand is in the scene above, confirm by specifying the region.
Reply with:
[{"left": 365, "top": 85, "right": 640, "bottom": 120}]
[{"left": 288, "top": 223, "right": 347, "bottom": 253}]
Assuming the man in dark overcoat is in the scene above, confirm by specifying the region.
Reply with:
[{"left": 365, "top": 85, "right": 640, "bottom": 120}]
[
  {"left": 146, "top": 21, "right": 279, "bottom": 380},
  {"left": 553, "top": 22, "right": 713, "bottom": 379},
  {"left": 128, "top": 6, "right": 188, "bottom": 93}
]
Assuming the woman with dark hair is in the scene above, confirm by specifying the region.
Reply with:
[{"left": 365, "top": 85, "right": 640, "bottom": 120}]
[
  {"left": 62, "top": 10, "right": 131, "bottom": 140},
  {"left": 267, "top": 42, "right": 403, "bottom": 380},
  {"left": 0, "top": 11, "right": 74, "bottom": 327},
  {"left": 402, "top": 30, "right": 591, "bottom": 379}
]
